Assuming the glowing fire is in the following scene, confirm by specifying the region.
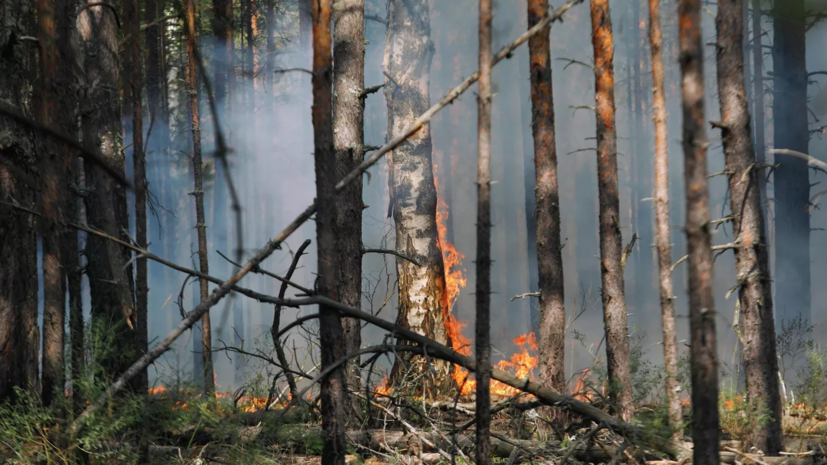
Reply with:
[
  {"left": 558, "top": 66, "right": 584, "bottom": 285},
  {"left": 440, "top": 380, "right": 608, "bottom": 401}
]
[
  {"left": 374, "top": 377, "right": 392, "bottom": 396},
  {"left": 490, "top": 333, "right": 539, "bottom": 396}
]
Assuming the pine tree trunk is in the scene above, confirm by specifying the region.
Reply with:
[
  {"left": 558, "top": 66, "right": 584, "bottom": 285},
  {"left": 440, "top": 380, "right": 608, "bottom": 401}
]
[
  {"left": 0, "top": 0, "right": 39, "bottom": 400},
  {"left": 79, "top": 0, "right": 137, "bottom": 380},
  {"left": 184, "top": 0, "right": 215, "bottom": 397},
  {"left": 648, "top": 0, "right": 681, "bottom": 445},
  {"left": 715, "top": 0, "right": 782, "bottom": 454},
  {"left": 66, "top": 160, "right": 84, "bottom": 416},
  {"left": 751, "top": 0, "right": 767, "bottom": 215},
  {"left": 383, "top": 0, "right": 452, "bottom": 391},
  {"left": 589, "top": 0, "right": 633, "bottom": 422},
  {"left": 475, "top": 0, "right": 492, "bottom": 462},
  {"left": 332, "top": 0, "right": 365, "bottom": 415},
  {"left": 125, "top": 0, "right": 148, "bottom": 393},
  {"left": 678, "top": 1, "right": 719, "bottom": 462},
  {"left": 299, "top": 0, "right": 312, "bottom": 49},
  {"left": 313, "top": 1, "right": 347, "bottom": 464},
  {"left": 772, "top": 0, "right": 810, "bottom": 327},
  {"left": 527, "top": 0, "right": 567, "bottom": 426}
]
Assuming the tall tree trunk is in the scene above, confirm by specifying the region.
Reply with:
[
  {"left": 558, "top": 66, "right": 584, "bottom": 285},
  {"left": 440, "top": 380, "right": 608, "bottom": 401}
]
[
  {"left": 213, "top": 0, "right": 232, "bottom": 111},
  {"left": 79, "top": 0, "right": 137, "bottom": 380},
  {"left": 67, "top": 158, "right": 84, "bottom": 415},
  {"left": 527, "top": 0, "right": 566, "bottom": 426},
  {"left": 383, "top": 0, "right": 451, "bottom": 390},
  {"left": 332, "top": 0, "right": 365, "bottom": 415},
  {"left": 300, "top": 0, "right": 312, "bottom": 49},
  {"left": 648, "top": 0, "right": 681, "bottom": 445},
  {"left": 715, "top": 0, "right": 782, "bottom": 453},
  {"left": 0, "top": 0, "right": 39, "bottom": 400},
  {"left": 184, "top": 0, "right": 215, "bottom": 397},
  {"left": 38, "top": 0, "right": 77, "bottom": 406},
  {"left": 125, "top": 0, "right": 148, "bottom": 393},
  {"left": 678, "top": 1, "right": 719, "bottom": 463},
  {"left": 589, "top": 0, "right": 633, "bottom": 422},
  {"left": 751, "top": 0, "right": 767, "bottom": 216},
  {"left": 313, "top": 1, "right": 347, "bottom": 464},
  {"left": 772, "top": 0, "right": 809, "bottom": 328},
  {"left": 476, "top": 0, "right": 492, "bottom": 463}
]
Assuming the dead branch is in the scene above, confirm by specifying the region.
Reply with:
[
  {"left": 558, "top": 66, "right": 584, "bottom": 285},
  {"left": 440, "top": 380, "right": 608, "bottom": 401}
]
[
  {"left": 362, "top": 247, "right": 421, "bottom": 266},
  {"left": 511, "top": 292, "right": 540, "bottom": 301},
  {"left": 769, "top": 148, "right": 827, "bottom": 174},
  {"left": 671, "top": 243, "right": 741, "bottom": 271}
]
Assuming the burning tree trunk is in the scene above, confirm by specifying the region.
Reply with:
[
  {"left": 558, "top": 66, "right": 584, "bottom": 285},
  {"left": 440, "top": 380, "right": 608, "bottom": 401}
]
[
  {"left": 313, "top": 1, "right": 347, "bottom": 464},
  {"left": 589, "top": 0, "right": 633, "bottom": 422},
  {"left": 715, "top": 0, "right": 781, "bottom": 453},
  {"left": 476, "top": 0, "right": 493, "bottom": 462},
  {"left": 772, "top": 0, "right": 810, "bottom": 327},
  {"left": 383, "top": 0, "right": 452, "bottom": 389},
  {"left": 125, "top": 0, "right": 148, "bottom": 392},
  {"left": 678, "top": 1, "right": 719, "bottom": 463},
  {"left": 527, "top": 0, "right": 567, "bottom": 417},
  {"left": 184, "top": 0, "right": 215, "bottom": 397},
  {"left": 78, "top": 0, "right": 137, "bottom": 380},
  {"left": 647, "top": 0, "right": 681, "bottom": 444},
  {"left": 38, "top": 0, "right": 79, "bottom": 406},
  {"left": 0, "top": 0, "right": 39, "bottom": 401},
  {"left": 332, "top": 0, "right": 365, "bottom": 411}
]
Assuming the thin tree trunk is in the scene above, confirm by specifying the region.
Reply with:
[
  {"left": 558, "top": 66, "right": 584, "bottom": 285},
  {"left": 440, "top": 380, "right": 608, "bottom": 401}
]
[
  {"left": 313, "top": 1, "right": 346, "bottom": 464},
  {"left": 38, "top": 0, "right": 75, "bottom": 407},
  {"left": 300, "top": 0, "right": 312, "bottom": 49},
  {"left": 648, "top": 0, "right": 681, "bottom": 445},
  {"left": 67, "top": 159, "right": 85, "bottom": 416},
  {"left": 383, "top": 0, "right": 452, "bottom": 391},
  {"left": 213, "top": 0, "right": 232, "bottom": 110},
  {"left": 476, "top": 0, "right": 492, "bottom": 463},
  {"left": 751, "top": 0, "right": 767, "bottom": 216},
  {"left": 332, "top": 0, "right": 365, "bottom": 415},
  {"left": 184, "top": 0, "right": 215, "bottom": 397},
  {"left": 772, "top": 0, "right": 810, "bottom": 328},
  {"left": 527, "top": 0, "right": 566, "bottom": 428},
  {"left": 79, "top": 0, "right": 137, "bottom": 380},
  {"left": 589, "top": 0, "right": 632, "bottom": 422},
  {"left": 715, "top": 0, "right": 781, "bottom": 454},
  {"left": 125, "top": 0, "right": 148, "bottom": 393},
  {"left": 678, "top": 1, "right": 719, "bottom": 463},
  {"left": 0, "top": 0, "right": 39, "bottom": 401}
]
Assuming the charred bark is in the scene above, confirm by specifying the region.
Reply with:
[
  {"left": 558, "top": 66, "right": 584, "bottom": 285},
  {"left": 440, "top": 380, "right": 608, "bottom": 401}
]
[
  {"left": 527, "top": 0, "right": 567, "bottom": 428},
  {"left": 0, "top": 0, "right": 39, "bottom": 400},
  {"left": 772, "top": 0, "right": 810, "bottom": 327},
  {"left": 184, "top": 0, "right": 215, "bottom": 397},
  {"left": 715, "top": 0, "right": 781, "bottom": 453},
  {"left": 332, "top": 0, "right": 365, "bottom": 414},
  {"left": 79, "top": 0, "right": 137, "bottom": 380},
  {"left": 313, "top": 1, "right": 347, "bottom": 464},
  {"left": 589, "top": 0, "right": 633, "bottom": 422},
  {"left": 648, "top": 0, "right": 681, "bottom": 445},
  {"left": 476, "top": 0, "right": 493, "bottom": 463},
  {"left": 678, "top": 1, "right": 719, "bottom": 463},
  {"left": 383, "top": 0, "right": 452, "bottom": 390}
]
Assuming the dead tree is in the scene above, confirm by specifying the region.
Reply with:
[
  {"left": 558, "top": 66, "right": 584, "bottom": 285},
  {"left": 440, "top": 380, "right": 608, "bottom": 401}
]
[
  {"left": 476, "top": 0, "right": 493, "bottom": 462},
  {"left": 332, "top": 0, "right": 365, "bottom": 411},
  {"left": 678, "top": 0, "right": 719, "bottom": 463},
  {"left": 715, "top": 0, "right": 781, "bottom": 453},
  {"left": 384, "top": 0, "right": 452, "bottom": 389},
  {"left": 213, "top": 0, "right": 233, "bottom": 113},
  {"left": 124, "top": 0, "right": 148, "bottom": 392},
  {"left": 184, "top": 0, "right": 215, "bottom": 396},
  {"left": 772, "top": 0, "right": 810, "bottom": 327},
  {"left": 313, "top": 1, "right": 347, "bottom": 464},
  {"left": 78, "top": 0, "right": 137, "bottom": 379},
  {"left": 648, "top": 0, "right": 681, "bottom": 443},
  {"left": 527, "top": 0, "right": 567, "bottom": 428},
  {"left": 751, "top": 0, "right": 767, "bottom": 212},
  {"left": 589, "top": 0, "right": 633, "bottom": 422}
]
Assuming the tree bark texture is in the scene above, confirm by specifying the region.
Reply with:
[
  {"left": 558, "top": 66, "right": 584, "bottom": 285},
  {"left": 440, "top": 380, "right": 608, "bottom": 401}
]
[
  {"left": 0, "top": 0, "right": 39, "bottom": 400},
  {"left": 78, "top": 0, "right": 137, "bottom": 380},
  {"left": 527, "top": 0, "right": 566, "bottom": 398},
  {"left": 772, "top": 0, "right": 810, "bottom": 327},
  {"left": 589, "top": 0, "right": 632, "bottom": 423},
  {"left": 383, "top": 0, "right": 452, "bottom": 389},
  {"left": 678, "top": 1, "right": 719, "bottom": 463},
  {"left": 332, "top": 0, "right": 365, "bottom": 411},
  {"left": 313, "top": 1, "right": 347, "bottom": 464},
  {"left": 125, "top": 0, "right": 148, "bottom": 393},
  {"left": 476, "top": 0, "right": 492, "bottom": 463},
  {"left": 648, "top": 0, "right": 681, "bottom": 445},
  {"left": 750, "top": 0, "right": 767, "bottom": 214},
  {"left": 184, "top": 0, "right": 215, "bottom": 397},
  {"left": 715, "top": 0, "right": 781, "bottom": 454},
  {"left": 67, "top": 158, "right": 84, "bottom": 415}
]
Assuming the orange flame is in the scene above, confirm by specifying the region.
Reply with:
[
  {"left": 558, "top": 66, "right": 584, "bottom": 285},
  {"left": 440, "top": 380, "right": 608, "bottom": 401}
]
[{"left": 374, "top": 377, "right": 392, "bottom": 397}]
